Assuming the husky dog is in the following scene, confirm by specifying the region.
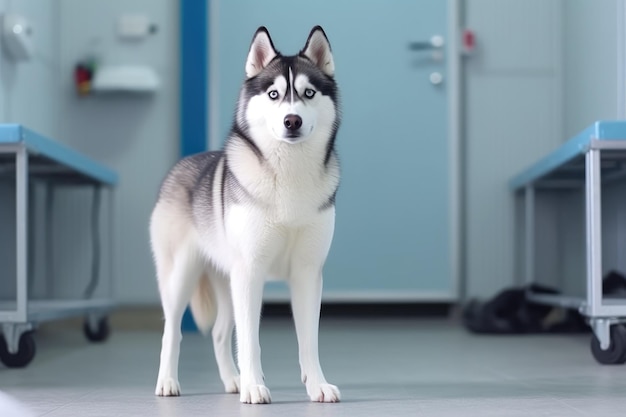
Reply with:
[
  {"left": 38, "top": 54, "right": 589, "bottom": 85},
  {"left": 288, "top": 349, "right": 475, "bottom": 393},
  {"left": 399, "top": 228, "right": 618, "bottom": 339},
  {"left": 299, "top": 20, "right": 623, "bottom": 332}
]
[{"left": 150, "top": 26, "right": 341, "bottom": 404}]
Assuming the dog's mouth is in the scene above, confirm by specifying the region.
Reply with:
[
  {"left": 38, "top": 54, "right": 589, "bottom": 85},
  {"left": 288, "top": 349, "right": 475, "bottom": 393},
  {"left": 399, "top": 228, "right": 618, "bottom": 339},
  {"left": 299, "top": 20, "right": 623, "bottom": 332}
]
[
  {"left": 282, "top": 135, "right": 303, "bottom": 144},
  {"left": 276, "top": 126, "right": 314, "bottom": 143}
]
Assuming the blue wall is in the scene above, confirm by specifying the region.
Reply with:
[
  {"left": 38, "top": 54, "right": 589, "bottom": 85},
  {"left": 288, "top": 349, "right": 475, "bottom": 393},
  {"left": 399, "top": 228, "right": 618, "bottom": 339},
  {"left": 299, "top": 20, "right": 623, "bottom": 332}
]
[{"left": 180, "top": 0, "right": 207, "bottom": 332}]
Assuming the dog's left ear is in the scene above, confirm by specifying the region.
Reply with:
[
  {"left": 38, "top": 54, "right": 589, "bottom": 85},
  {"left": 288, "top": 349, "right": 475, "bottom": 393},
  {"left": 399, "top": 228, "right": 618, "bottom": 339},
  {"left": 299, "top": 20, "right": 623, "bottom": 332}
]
[
  {"left": 245, "top": 26, "right": 278, "bottom": 78},
  {"left": 300, "top": 26, "right": 335, "bottom": 77}
]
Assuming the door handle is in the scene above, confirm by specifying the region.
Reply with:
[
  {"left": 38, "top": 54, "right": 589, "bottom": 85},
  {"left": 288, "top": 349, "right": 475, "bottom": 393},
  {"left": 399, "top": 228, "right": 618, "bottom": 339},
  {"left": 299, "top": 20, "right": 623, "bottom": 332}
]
[{"left": 408, "top": 35, "right": 444, "bottom": 51}]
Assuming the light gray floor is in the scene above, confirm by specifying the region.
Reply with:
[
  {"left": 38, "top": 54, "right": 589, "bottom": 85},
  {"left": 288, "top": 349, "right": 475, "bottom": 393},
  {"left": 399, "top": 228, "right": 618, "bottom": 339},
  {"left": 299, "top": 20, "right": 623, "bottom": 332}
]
[{"left": 3, "top": 318, "right": 626, "bottom": 416}]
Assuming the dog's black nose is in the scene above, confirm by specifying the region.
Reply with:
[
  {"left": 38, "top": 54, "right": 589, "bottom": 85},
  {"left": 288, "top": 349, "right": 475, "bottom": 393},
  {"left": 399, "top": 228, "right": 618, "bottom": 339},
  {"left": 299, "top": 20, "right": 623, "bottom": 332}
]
[{"left": 284, "top": 114, "right": 302, "bottom": 131}]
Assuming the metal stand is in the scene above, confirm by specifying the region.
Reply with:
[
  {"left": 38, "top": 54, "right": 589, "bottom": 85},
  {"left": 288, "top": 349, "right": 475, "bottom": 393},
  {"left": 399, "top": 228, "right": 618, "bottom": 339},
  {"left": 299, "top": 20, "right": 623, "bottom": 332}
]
[
  {"left": 0, "top": 126, "right": 117, "bottom": 368},
  {"left": 516, "top": 138, "right": 626, "bottom": 365}
]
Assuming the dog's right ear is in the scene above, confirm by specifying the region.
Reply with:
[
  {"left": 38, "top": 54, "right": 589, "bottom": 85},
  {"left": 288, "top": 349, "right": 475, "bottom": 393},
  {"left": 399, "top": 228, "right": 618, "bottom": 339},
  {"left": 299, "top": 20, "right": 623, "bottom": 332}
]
[{"left": 245, "top": 27, "right": 278, "bottom": 78}]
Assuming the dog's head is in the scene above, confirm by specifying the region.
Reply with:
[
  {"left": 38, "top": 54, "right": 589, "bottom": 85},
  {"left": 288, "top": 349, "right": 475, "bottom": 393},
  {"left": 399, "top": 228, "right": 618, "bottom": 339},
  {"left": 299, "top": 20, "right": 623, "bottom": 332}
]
[{"left": 237, "top": 26, "right": 339, "bottom": 145}]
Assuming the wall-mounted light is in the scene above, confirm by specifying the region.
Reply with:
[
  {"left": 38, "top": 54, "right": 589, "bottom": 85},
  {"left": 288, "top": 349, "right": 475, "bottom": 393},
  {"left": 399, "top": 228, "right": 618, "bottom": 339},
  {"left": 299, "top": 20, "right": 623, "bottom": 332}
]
[{"left": 1, "top": 14, "right": 34, "bottom": 62}]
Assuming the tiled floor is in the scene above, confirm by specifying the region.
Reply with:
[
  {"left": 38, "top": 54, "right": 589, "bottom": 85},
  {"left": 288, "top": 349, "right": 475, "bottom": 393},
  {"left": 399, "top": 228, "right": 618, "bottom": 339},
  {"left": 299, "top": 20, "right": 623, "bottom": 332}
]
[{"left": 2, "top": 318, "right": 626, "bottom": 416}]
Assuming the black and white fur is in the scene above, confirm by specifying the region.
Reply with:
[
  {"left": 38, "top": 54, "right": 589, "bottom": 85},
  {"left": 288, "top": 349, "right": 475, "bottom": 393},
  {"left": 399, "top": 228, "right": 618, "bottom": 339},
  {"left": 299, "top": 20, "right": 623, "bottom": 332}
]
[{"left": 150, "top": 26, "right": 341, "bottom": 404}]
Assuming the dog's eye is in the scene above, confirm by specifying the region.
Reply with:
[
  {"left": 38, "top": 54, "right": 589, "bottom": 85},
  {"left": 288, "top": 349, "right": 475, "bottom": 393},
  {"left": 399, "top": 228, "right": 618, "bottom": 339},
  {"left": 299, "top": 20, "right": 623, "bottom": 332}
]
[
  {"left": 304, "top": 88, "right": 316, "bottom": 99},
  {"left": 268, "top": 90, "right": 279, "bottom": 100}
]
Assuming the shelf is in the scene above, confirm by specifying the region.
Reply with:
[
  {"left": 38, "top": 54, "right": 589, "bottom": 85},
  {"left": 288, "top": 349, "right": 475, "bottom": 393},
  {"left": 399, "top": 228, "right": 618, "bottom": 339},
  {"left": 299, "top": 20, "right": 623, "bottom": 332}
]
[{"left": 91, "top": 65, "right": 159, "bottom": 93}]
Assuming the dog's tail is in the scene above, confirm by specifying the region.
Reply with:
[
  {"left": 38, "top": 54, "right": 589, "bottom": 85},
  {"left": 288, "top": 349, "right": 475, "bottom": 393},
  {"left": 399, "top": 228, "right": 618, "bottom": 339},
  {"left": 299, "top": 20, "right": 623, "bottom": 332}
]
[{"left": 189, "top": 273, "right": 217, "bottom": 336}]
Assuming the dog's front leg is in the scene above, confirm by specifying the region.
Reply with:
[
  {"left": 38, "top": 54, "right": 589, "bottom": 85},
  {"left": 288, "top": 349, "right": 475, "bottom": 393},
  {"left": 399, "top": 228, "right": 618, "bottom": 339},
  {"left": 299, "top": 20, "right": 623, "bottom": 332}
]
[
  {"left": 230, "top": 265, "right": 271, "bottom": 404},
  {"left": 290, "top": 270, "right": 340, "bottom": 403}
]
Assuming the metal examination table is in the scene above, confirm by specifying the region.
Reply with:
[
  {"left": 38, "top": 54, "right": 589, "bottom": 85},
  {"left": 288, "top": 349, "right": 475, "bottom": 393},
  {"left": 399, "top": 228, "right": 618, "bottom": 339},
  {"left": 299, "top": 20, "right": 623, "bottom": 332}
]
[
  {"left": 0, "top": 124, "right": 118, "bottom": 368},
  {"left": 511, "top": 120, "right": 626, "bottom": 365}
]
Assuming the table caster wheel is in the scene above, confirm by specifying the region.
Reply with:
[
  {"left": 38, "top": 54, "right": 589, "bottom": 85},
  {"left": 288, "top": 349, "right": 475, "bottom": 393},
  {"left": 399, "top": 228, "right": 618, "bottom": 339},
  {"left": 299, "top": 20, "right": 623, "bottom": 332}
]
[
  {"left": 0, "top": 332, "right": 36, "bottom": 368},
  {"left": 591, "top": 324, "right": 626, "bottom": 365},
  {"left": 84, "top": 317, "right": 110, "bottom": 342}
]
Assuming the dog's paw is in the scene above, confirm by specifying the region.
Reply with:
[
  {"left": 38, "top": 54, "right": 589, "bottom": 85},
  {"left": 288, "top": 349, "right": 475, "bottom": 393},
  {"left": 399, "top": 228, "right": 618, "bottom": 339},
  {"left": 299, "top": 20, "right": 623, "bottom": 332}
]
[
  {"left": 307, "top": 383, "right": 340, "bottom": 403},
  {"left": 223, "top": 374, "right": 240, "bottom": 394},
  {"left": 155, "top": 377, "right": 181, "bottom": 397},
  {"left": 240, "top": 384, "right": 271, "bottom": 404}
]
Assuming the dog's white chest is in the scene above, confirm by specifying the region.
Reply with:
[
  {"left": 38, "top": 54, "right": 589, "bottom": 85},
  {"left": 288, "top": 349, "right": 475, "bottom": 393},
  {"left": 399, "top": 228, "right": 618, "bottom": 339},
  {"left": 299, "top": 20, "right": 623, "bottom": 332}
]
[
  {"left": 270, "top": 182, "right": 324, "bottom": 225},
  {"left": 244, "top": 150, "right": 335, "bottom": 225}
]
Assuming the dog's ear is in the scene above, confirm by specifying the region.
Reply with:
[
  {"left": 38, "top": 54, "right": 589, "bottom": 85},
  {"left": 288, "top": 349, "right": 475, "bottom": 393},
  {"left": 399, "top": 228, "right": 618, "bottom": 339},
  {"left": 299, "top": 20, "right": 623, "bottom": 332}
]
[
  {"left": 300, "top": 26, "right": 334, "bottom": 77},
  {"left": 245, "top": 26, "right": 278, "bottom": 78}
]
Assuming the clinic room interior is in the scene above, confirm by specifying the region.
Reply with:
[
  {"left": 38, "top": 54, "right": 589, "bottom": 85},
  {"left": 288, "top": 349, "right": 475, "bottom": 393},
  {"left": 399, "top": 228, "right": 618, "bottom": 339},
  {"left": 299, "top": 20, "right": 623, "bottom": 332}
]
[{"left": 2, "top": 1, "right": 626, "bottom": 416}]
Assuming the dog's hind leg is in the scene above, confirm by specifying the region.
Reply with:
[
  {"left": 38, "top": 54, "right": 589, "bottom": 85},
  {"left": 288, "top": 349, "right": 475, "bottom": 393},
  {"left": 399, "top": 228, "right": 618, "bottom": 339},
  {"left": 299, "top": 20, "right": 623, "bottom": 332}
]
[
  {"left": 155, "top": 240, "right": 203, "bottom": 397},
  {"left": 209, "top": 272, "right": 240, "bottom": 393}
]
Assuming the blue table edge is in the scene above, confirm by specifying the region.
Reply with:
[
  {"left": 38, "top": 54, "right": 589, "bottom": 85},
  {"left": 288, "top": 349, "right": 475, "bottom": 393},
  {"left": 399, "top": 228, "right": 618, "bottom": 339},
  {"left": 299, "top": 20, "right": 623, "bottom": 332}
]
[
  {"left": 0, "top": 124, "right": 118, "bottom": 186},
  {"left": 509, "top": 120, "right": 626, "bottom": 191}
]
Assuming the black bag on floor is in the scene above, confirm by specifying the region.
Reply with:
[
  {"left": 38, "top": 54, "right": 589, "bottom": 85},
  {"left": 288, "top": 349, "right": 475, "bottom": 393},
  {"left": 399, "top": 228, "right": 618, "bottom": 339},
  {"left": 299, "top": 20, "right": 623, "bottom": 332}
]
[
  {"left": 462, "top": 283, "right": 588, "bottom": 334},
  {"left": 462, "top": 271, "right": 626, "bottom": 335}
]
